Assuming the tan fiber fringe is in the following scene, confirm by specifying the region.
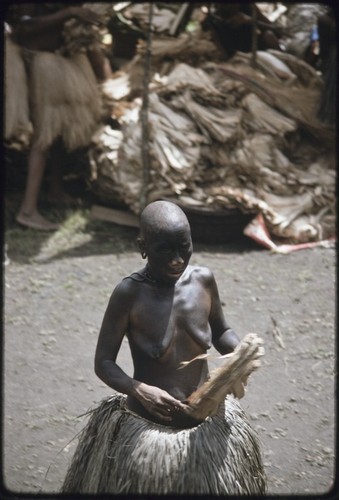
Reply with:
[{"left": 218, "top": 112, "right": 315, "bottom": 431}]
[
  {"left": 4, "top": 37, "right": 32, "bottom": 141},
  {"left": 62, "top": 395, "right": 266, "bottom": 495},
  {"left": 29, "top": 51, "right": 102, "bottom": 151}
]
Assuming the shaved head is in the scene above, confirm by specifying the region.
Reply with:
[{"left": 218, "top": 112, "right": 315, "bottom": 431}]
[
  {"left": 140, "top": 201, "right": 190, "bottom": 239},
  {"left": 138, "top": 201, "right": 193, "bottom": 282}
]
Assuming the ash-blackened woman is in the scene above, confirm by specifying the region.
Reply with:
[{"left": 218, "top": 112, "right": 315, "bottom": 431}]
[{"left": 62, "top": 200, "right": 266, "bottom": 495}]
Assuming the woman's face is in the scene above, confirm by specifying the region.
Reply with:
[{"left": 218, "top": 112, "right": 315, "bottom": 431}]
[{"left": 145, "top": 224, "right": 193, "bottom": 285}]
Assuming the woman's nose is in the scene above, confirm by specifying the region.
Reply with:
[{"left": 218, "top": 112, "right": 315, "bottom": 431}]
[{"left": 169, "top": 253, "right": 184, "bottom": 265}]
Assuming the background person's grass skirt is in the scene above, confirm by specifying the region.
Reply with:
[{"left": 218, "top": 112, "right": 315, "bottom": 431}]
[
  {"left": 61, "top": 394, "right": 266, "bottom": 495},
  {"left": 4, "top": 37, "right": 32, "bottom": 144},
  {"left": 5, "top": 38, "right": 102, "bottom": 152},
  {"left": 29, "top": 51, "right": 102, "bottom": 151}
]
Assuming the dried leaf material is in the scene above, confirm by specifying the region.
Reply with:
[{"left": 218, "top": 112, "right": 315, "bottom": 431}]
[
  {"left": 185, "top": 333, "right": 264, "bottom": 421},
  {"left": 242, "top": 93, "right": 297, "bottom": 135},
  {"left": 174, "top": 91, "right": 243, "bottom": 143},
  {"left": 207, "top": 186, "right": 330, "bottom": 242},
  {"left": 88, "top": 30, "right": 335, "bottom": 243},
  {"left": 88, "top": 126, "right": 125, "bottom": 205},
  {"left": 91, "top": 92, "right": 206, "bottom": 212},
  {"left": 178, "top": 351, "right": 232, "bottom": 368},
  {"left": 231, "top": 51, "right": 296, "bottom": 84},
  {"left": 267, "top": 49, "right": 323, "bottom": 88},
  {"left": 100, "top": 73, "right": 131, "bottom": 104},
  {"left": 271, "top": 317, "right": 285, "bottom": 349},
  {"left": 125, "top": 31, "right": 223, "bottom": 97},
  {"left": 159, "top": 63, "right": 221, "bottom": 96},
  {"left": 256, "top": 51, "right": 296, "bottom": 81},
  {"left": 261, "top": 191, "right": 314, "bottom": 225},
  {"left": 122, "top": 3, "right": 177, "bottom": 33}
]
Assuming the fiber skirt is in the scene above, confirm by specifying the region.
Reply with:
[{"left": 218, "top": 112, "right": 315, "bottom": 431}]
[
  {"left": 28, "top": 50, "right": 102, "bottom": 151},
  {"left": 4, "top": 37, "right": 32, "bottom": 145},
  {"left": 4, "top": 40, "right": 102, "bottom": 151},
  {"left": 62, "top": 394, "right": 266, "bottom": 495}
]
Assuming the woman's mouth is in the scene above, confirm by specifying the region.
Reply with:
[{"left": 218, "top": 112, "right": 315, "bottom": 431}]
[{"left": 167, "top": 269, "right": 184, "bottom": 277}]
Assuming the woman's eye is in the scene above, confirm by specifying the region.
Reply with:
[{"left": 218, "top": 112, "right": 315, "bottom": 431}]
[{"left": 157, "top": 247, "right": 170, "bottom": 254}]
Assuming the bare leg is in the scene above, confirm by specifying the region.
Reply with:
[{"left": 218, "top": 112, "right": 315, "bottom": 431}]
[{"left": 16, "top": 145, "right": 59, "bottom": 230}]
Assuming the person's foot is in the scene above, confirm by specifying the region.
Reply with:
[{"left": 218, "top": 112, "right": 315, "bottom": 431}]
[{"left": 16, "top": 211, "right": 60, "bottom": 231}]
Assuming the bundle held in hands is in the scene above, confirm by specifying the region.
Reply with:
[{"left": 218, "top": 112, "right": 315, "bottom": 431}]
[{"left": 186, "top": 333, "right": 264, "bottom": 421}]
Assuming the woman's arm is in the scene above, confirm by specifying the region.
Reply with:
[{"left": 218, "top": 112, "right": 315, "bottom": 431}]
[
  {"left": 206, "top": 269, "right": 240, "bottom": 354},
  {"left": 14, "top": 4, "right": 101, "bottom": 38},
  {"left": 94, "top": 280, "right": 138, "bottom": 396}
]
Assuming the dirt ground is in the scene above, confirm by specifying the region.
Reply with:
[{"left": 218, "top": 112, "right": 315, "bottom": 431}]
[{"left": 2, "top": 192, "right": 336, "bottom": 497}]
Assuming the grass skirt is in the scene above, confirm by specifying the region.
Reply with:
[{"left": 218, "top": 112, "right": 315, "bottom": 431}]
[
  {"left": 62, "top": 394, "right": 266, "bottom": 495},
  {"left": 29, "top": 50, "right": 102, "bottom": 151},
  {"left": 4, "top": 37, "right": 32, "bottom": 144},
  {"left": 5, "top": 40, "right": 102, "bottom": 151}
]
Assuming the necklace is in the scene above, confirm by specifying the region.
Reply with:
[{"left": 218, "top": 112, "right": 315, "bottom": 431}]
[{"left": 144, "top": 264, "right": 175, "bottom": 288}]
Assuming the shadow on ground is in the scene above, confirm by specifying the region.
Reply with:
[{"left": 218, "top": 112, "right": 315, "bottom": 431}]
[
  {"left": 6, "top": 211, "right": 262, "bottom": 264},
  {"left": 4, "top": 147, "right": 263, "bottom": 264}
]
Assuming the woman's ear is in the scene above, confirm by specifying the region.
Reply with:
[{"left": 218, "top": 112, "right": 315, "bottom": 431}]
[{"left": 137, "top": 237, "right": 147, "bottom": 259}]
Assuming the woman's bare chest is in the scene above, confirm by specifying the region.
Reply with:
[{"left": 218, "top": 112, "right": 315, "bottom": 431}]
[{"left": 128, "top": 283, "right": 212, "bottom": 359}]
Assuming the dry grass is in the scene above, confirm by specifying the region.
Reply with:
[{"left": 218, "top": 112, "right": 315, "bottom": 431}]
[{"left": 62, "top": 394, "right": 266, "bottom": 495}]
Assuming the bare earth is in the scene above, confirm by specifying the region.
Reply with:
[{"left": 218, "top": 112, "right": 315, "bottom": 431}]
[{"left": 3, "top": 227, "right": 336, "bottom": 497}]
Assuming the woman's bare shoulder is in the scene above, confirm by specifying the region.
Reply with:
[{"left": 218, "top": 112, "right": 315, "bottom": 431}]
[
  {"left": 186, "top": 264, "right": 215, "bottom": 283},
  {"left": 111, "top": 268, "right": 147, "bottom": 298}
]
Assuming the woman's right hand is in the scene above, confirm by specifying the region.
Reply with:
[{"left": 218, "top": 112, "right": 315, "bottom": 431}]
[{"left": 134, "top": 382, "right": 189, "bottom": 422}]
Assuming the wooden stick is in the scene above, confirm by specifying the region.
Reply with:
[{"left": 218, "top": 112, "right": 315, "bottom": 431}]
[
  {"left": 251, "top": 4, "right": 258, "bottom": 69},
  {"left": 140, "top": 3, "right": 154, "bottom": 211}
]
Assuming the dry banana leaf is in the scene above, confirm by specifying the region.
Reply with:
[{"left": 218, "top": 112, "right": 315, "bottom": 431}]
[
  {"left": 185, "top": 333, "right": 264, "bottom": 421},
  {"left": 88, "top": 40, "right": 335, "bottom": 243}
]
